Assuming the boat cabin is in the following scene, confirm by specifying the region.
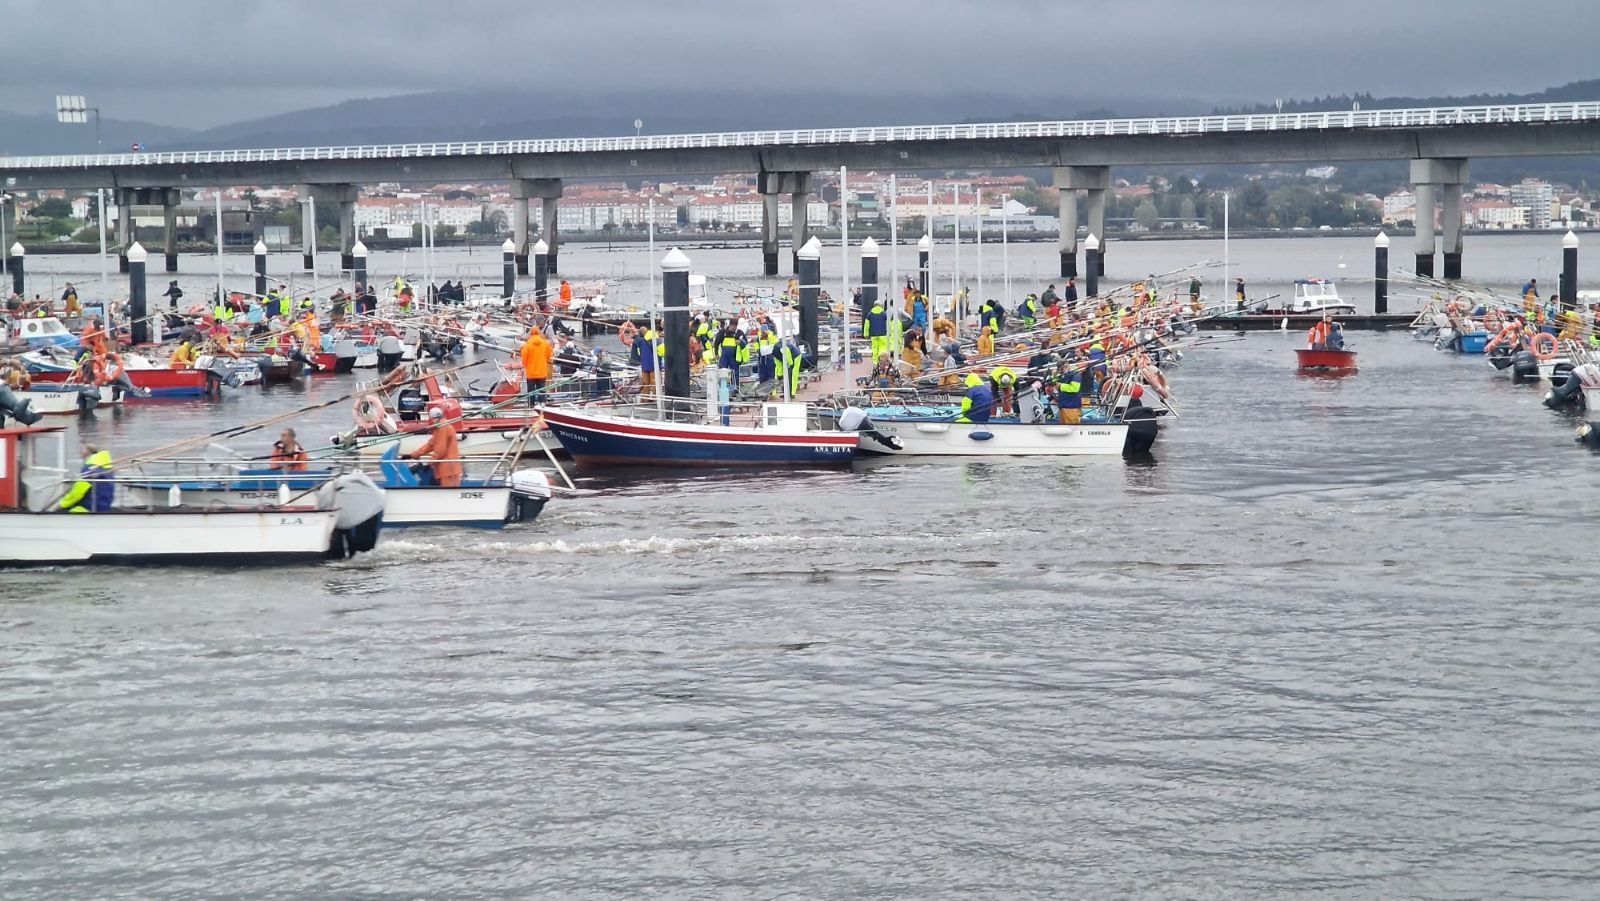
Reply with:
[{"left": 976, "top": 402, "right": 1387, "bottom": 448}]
[
  {"left": 0, "top": 425, "right": 73, "bottom": 512},
  {"left": 9, "top": 317, "right": 80, "bottom": 351},
  {"left": 1289, "top": 279, "right": 1357, "bottom": 314}
]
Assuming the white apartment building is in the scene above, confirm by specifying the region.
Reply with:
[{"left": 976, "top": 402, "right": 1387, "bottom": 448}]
[{"left": 1509, "top": 179, "right": 1554, "bottom": 229}]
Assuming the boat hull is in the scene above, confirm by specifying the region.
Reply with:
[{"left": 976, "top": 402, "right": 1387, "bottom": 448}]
[
  {"left": 542, "top": 408, "right": 857, "bottom": 467},
  {"left": 0, "top": 508, "right": 339, "bottom": 565},
  {"left": 857, "top": 419, "right": 1129, "bottom": 456},
  {"left": 16, "top": 386, "right": 117, "bottom": 414},
  {"left": 32, "top": 368, "right": 213, "bottom": 397},
  {"left": 381, "top": 485, "right": 516, "bottom": 528},
  {"left": 1295, "top": 348, "right": 1358, "bottom": 371}
]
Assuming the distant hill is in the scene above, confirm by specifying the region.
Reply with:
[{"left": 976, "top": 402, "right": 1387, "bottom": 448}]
[
  {"left": 172, "top": 89, "right": 1193, "bottom": 152},
  {"left": 1216, "top": 79, "right": 1600, "bottom": 114},
  {"left": 0, "top": 110, "right": 194, "bottom": 156}
]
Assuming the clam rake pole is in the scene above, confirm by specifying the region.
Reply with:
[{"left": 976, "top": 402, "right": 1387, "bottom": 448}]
[{"left": 115, "top": 359, "right": 485, "bottom": 469}]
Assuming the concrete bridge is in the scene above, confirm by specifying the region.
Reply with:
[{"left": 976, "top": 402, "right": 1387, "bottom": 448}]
[{"left": 5, "top": 101, "right": 1600, "bottom": 280}]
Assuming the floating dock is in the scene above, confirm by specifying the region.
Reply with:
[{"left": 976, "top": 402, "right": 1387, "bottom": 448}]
[{"left": 1196, "top": 313, "right": 1417, "bottom": 332}]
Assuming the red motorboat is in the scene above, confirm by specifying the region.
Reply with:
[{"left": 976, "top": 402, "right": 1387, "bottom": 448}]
[
  {"left": 31, "top": 366, "right": 218, "bottom": 397},
  {"left": 1295, "top": 348, "right": 1358, "bottom": 372}
]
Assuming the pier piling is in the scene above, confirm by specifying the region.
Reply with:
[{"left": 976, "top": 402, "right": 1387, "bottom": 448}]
[
  {"left": 1374, "top": 231, "right": 1389, "bottom": 315},
  {"left": 502, "top": 238, "right": 516, "bottom": 301},
  {"left": 8, "top": 242, "right": 23, "bottom": 298},
  {"left": 253, "top": 240, "right": 267, "bottom": 301},
  {"left": 662, "top": 248, "right": 691, "bottom": 405},
  {"left": 798, "top": 236, "right": 821, "bottom": 356},
  {"left": 353, "top": 240, "right": 368, "bottom": 292},
  {"left": 1562, "top": 230, "right": 1579, "bottom": 311},
  {"left": 128, "top": 242, "right": 148, "bottom": 345}
]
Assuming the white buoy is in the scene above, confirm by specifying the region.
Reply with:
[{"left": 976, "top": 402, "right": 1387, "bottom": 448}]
[
  {"left": 167, "top": 484, "right": 182, "bottom": 508},
  {"left": 277, "top": 483, "right": 291, "bottom": 505}
]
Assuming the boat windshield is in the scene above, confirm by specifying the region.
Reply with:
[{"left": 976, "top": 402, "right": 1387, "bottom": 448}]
[{"left": 1296, "top": 281, "right": 1340, "bottom": 301}]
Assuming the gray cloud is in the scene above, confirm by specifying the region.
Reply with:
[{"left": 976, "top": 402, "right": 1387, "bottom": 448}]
[{"left": 9, "top": 0, "right": 1600, "bottom": 128}]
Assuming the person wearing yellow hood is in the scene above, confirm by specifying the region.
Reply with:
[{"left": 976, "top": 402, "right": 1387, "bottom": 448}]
[{"left": 977, "top": 326, "right": 995, "bottom": 358}]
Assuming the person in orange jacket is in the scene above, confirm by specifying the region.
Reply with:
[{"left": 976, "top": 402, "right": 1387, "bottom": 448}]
[
  {"left": 1307, "top": 320, "right": 1330, "bottom": 350},
  {"left": 79, "top": 317, "right": 110, "bottom": 357},
  {"left": 519, "top": 328, "right": 553, "bottom": 400},
  {"left": 405, "top": 408, "right": 462, "bottom": 487}
]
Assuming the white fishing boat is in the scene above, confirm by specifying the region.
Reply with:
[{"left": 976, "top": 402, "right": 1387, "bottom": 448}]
[
  {"left": 842, "top": 408, "right": 1129, "bottom": 456},
  {"left": 374, "top": 450, "right": 551, "bottom": 528},
  {"left": 1286, "top": 279, "right": 1358, "bottom": 316},
  {"left": 120, "top": 450, "right": 551, "bottom": 529},
  {"left": 0, "top": 425, "right": 386, "bottom": 565},
  {"left": 17, "top": 384, "right": 120, "bottom": 414}
]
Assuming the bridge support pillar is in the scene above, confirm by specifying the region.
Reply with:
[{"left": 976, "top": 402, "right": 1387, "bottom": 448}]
[
  {"left": 300, "top": 194, "right": 316, "bottom": 272},
  {"left": 1410, "top": 159, "right": 1467, "bottom": 280},
  {"left": 759, "top": 172, "right": 813, "bottom": 276},
  {"left": 791, "top": 194, "right": 811, "bottom": 275},
  {"left": 1058, "top": 190, "right": 1078, "bottom": 278},
  {"left": 1441, "top": 185, "right": 1465, "bottom": 280},
  {"left": 761, "top": 192, "right": 780, "bottom": 276},
  {"left": 161, "top": 190, "right": 180, "bottom": 273},
  {"left": 115, "top": 189, "right": 132, "bottom": 273},
  {"left": 511, "top": 178, "right": 563, "bottom": 277},
  {"left": 1052, "top": 167, "right": 1105, "bottom": 278},
  {"left": 541, "top": 196, "right": 560, "bottom": 275},
  {"left": 296, "top": 185, "right": 358, "bottom": 275},
  {"left": 512, "top": 196, "right": 530, "bottom": 275},
  {"left": 338, "top": 200, "right": 356, "bottom": 270},
  {"left": 512, "top": 179, "right": 561, "bottom": 274},
  {"left": 1412, "top": 182, "right": 1436, "bottom": 278},
  {"left": 1086, "top": 188, "right": 1108, "bottom": 277}
]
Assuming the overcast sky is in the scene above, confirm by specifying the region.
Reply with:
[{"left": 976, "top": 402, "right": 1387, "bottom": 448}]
[{"left": 9, "top": 0, "right": 1600, "bottom": 129}]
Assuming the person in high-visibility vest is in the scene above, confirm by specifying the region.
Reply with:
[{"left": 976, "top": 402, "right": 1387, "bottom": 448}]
[
  {"left": 779, "top": 336, "right": 802, "bottom": 397},
  {"left": 862, "top": 301, "right": 888, "bottom": 362}
]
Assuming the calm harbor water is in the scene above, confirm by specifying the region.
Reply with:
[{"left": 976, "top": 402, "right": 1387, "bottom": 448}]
[{"left": 4, "top": 237, "right": 1600, "bottom": 897}]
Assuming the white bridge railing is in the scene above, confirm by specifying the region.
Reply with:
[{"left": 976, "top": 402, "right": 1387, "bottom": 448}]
[{"left": 5, "top": 102, "right": 1599, "bottom": 170}]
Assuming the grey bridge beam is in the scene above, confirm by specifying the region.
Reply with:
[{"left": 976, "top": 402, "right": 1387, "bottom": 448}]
[{"left": 12, "top": 122, "right": 1600, "bottom": 192}]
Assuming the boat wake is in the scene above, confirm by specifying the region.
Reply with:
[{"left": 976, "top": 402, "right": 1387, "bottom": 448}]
[{"left": 339, "top": 530, "right": 977, "bottom": 566}]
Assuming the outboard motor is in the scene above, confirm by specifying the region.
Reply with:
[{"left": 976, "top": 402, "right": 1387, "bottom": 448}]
[
  {"left": 74, "top": 384, "right": 101, "bottom": 413},
  {"left": 1510, "top": 350, "right": 1541, "bottom": 382},
  {"left": 838, "top": 405, "right": 904, "bottom": 452},
  {"left": 0, "top": 384, "right": 43, "bottom": 426},
  {"left": 333, "top": 339, "right": 359, "bottom": 374},
  {"left": 508, "top": 470, "right": 552, "bottom": 523},
  {"left": 1545, "top": 365, "right": 1589, "bottom": 408},
  {"left": 1122, "top": 399, "right": 1159, "bottom": 456},
  {"left": 395, "top": 388, "right": 427, "bottom": 421},
  {"left": 376, "top": 335, "right": 405, "bottom": 373},
  {"left": 326, "top": 471, "right": 386, "bottom": 559}
]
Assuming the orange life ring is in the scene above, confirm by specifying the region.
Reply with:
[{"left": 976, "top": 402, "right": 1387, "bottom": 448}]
[
  {"left": 354, "top": 395, "right": 395, "bottom": 433},
  {"left": 1529, "top": 332, "right": 1558, "bottom": 360},
  {"left": 1484, "top": 324, "right": 1519, "bottom": 354}
]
